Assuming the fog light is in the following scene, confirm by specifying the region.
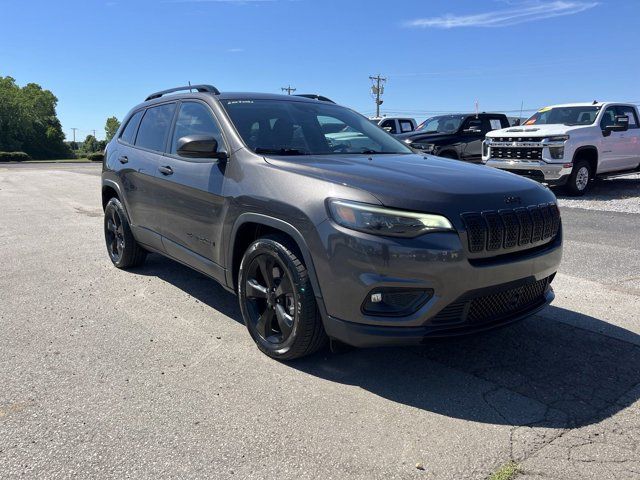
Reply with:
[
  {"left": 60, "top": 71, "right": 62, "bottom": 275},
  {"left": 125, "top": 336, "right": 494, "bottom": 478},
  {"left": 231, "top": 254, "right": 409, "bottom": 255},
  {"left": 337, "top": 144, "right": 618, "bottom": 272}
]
[
  {"left": 362, "top": 287, "right": 434, "bottom": 317},
  {"left": 549, "top": 146, "right": 564, "bottom": 159}
]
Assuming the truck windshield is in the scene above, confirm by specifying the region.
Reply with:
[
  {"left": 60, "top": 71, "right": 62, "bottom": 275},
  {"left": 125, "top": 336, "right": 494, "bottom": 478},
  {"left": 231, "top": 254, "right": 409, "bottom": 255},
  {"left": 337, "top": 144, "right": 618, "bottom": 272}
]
[
  {"left": 221, "top": 100, "right": 412, "bottom": 155},
  {"left": 524, "top": 106, "right": 601, "bottom": 126},
  {"left": 415, "top": 115, "right": 464, "bottom": 134}
]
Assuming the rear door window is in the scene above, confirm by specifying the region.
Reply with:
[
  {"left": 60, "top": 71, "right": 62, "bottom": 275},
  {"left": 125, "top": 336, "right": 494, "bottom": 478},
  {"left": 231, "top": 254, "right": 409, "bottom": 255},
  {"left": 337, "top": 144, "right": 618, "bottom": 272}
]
[
  {"left": 399, "top": 120, "right": 414, "bottom": 133},
  {"left": 120, "top": 110, "right": 144, "bottom": 145},
  {"left": 135, "top": 103, "right": 177, "bottom": 152},
  {"left": 616, "top": 106, "right": 639, "bottom": 129}
]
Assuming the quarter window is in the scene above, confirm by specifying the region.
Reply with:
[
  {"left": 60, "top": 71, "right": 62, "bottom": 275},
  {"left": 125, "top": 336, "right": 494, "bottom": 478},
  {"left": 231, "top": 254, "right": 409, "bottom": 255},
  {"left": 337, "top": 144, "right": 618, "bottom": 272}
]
[
  {"left": 135, "top": 103, "right": 177, "bottom": 152},
  {"left": 170, "top": 102, "right": 225, "bottom": 155},
  {"left": 120, "top": 110, "right": 143, "bottom": 145}
]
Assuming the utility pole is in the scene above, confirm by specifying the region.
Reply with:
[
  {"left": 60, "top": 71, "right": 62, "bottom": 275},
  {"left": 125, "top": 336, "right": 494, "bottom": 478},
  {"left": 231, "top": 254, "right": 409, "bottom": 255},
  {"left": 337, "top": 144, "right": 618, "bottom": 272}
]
[
  {"left": 281, "top": 85, "right": 296, "bottom": 95},
  {"left": 71, "top": 128, "right": 78, "bottom": 149},
  {"left": 91, "top": 129, "right": 96, "bottom": 138},
  {"left": 369, "top": 74, "right": 386, "bottom": 118}
]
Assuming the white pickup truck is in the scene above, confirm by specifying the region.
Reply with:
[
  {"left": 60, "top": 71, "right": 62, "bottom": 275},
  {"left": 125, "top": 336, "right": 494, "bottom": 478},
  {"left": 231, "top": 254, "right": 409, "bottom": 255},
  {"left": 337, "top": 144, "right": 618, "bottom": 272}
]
[
  {"left": 369, "top": 116, "right": 417, "bottom": 135},
  {"left": 482, "top": 102, "right": 640, "bottom": 195}
]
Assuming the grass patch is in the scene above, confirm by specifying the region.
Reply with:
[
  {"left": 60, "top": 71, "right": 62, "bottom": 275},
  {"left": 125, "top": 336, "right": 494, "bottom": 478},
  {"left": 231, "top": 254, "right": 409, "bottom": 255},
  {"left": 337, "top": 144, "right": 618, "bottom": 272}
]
[{"left": 488, "top": 461, "right": 521, "bottom": 480}]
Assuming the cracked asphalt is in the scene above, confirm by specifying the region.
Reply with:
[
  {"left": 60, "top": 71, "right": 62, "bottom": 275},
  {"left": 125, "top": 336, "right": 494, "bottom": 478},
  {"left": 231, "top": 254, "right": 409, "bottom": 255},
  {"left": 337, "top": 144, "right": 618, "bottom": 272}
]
[{"left": 0, "top": 163, "right": 639, "bottom": 479}]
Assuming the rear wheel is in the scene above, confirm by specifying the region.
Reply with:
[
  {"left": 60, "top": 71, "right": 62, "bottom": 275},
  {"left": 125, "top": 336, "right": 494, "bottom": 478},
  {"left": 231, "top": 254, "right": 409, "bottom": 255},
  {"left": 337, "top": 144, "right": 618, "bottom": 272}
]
[
  {"left": 565, "top": 160, "right": 592, "bottom": 196},
  {"left": 104, "top": 197, "right": 147, "bottom": 268},
  {"left": 238, "top": 235, "right": 327, "bottom": 360}
]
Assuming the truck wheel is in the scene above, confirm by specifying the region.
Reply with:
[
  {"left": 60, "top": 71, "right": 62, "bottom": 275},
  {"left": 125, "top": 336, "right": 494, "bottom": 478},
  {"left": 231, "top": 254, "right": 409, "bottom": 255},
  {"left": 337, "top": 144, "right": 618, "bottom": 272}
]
[
  {"left": 104, "top": 197, "right": 147, "bottom": 268},
  {"left": 566, "top": 160, "right": 592, "bottom": 196},
  {"left": 238, "top": 235, "right": 327, "bottom": 360}
]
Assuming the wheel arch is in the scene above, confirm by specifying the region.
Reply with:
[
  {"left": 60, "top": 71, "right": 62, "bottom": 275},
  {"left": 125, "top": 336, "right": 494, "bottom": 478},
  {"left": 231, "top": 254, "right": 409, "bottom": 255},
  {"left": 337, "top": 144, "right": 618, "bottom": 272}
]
[
  {"left": 226, "top": 214, "right": 324, "bottom": 303},
  {"left": 438, "top": 149, "right": 459, "bottom": 159},
  {"left": 572, "top": 146, "right": 598, "bottom": 178}
]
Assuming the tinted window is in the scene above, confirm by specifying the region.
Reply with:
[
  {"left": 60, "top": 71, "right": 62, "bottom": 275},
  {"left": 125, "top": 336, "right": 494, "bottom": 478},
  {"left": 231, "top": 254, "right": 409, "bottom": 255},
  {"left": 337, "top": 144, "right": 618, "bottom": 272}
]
[
  {"left": 120, "top": 110, "right": 143, "bottom": 145},
  {"left": 380, "top": 119, "right": 397, "bottom": 134},
  {"left": 599, "top": 106, "right": 617, "bottom": 129},
  {"left": 221, "top": 99, "right": 411, "bottom": 155},
  {"left": 171, "top": 102, "right": 225, "bottom": 155},
  {"left": 617, "top": 106, "right": 639, "bottom": 129},
  {"left": 135, "top": 103, "right": 176, "bottom": 152},
  {"left": 415, "top": 115, "right": 464, "bottom": 134}
]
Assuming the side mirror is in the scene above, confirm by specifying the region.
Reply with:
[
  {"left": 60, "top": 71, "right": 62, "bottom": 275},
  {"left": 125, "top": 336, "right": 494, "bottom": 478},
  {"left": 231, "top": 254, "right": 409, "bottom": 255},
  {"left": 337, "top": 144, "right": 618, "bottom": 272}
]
[
  {"left": 382, "top": 126, "right": 393, "bottom": 133},
  {"left": 176, "top": 135, "right": 228, "bottom": 160},
  {"left": 603, "top": 115, "right": 629, "bottom": 136}
]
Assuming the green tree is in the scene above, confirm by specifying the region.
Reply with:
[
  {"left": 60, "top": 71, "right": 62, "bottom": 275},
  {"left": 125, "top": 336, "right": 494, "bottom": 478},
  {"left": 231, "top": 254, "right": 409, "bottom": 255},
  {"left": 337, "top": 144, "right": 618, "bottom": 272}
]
[
  {"left": 0, "top": 76, "right": 70, "bottom": 158},
  {"left": 82, "top": 134, "right": 99, "bottom": 153},
  {"left": 105, "top": 116, "right": 121, "bottom": 142}
]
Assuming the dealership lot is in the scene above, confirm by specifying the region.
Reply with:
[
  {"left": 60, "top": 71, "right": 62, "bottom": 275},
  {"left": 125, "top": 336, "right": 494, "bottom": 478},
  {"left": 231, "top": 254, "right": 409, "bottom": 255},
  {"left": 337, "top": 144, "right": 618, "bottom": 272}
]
[{"left": 0, "top": 163, "right": 639, "bottom": 479}]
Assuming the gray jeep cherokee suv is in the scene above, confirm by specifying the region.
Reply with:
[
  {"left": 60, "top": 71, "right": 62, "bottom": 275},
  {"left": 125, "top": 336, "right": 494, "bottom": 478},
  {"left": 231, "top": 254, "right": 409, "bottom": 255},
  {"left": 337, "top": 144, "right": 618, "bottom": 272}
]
[{"left": 102, "top": 85, "right": 562, "bottom": 360}]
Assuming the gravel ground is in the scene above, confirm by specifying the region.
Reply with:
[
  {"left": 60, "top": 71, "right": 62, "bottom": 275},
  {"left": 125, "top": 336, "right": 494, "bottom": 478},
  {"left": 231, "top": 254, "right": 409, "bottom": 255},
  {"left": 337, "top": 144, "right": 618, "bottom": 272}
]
[
  {"left": 557, "top": 174, "right": 640, "bottom": 213},
  {"left": 0, "top": 163, "right": 639, "bottom": 480}
]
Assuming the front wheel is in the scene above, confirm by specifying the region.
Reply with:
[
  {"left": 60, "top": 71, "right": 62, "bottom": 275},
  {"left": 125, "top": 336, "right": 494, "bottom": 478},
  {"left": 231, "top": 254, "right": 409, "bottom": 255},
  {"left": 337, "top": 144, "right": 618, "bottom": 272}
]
[
  {"left": 104, "top": 197, "right": 147, "bottom": 268},
  {"left": 238, "top": 235, "right": 327, "bottom": 360},
  {"left": 565, "top": 160, "right": 592, "bottom": 196}
]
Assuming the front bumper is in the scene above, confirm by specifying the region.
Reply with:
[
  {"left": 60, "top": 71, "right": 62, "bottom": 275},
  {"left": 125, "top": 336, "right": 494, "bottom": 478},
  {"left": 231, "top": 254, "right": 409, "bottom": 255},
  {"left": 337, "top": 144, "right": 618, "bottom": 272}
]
[
  {"left": 484, "top": 159, "right": 573, "bottom": 185},
  {"left": 310, "top": 219, "right": 562, "bottom": 347}
]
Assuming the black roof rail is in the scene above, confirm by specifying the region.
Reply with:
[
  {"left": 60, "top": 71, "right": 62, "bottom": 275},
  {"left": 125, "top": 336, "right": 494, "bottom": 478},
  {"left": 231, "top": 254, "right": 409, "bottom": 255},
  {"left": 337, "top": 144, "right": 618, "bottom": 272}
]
[
  {"left": 145, "top": 84, "right": 220, "bottom": 102},
  {"left": 295, "top": 94, "right": 335, "bottom": 104}
]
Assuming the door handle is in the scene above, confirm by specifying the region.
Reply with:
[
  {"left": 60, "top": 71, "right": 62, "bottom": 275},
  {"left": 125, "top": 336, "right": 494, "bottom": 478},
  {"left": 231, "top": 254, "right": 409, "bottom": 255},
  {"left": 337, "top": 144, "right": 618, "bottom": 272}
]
[
  {"left": 118, "top": 155, "right": 128, "bottom": 164},
  {"left": 158, "top": 165, "right": 173, "bottom": 176}
]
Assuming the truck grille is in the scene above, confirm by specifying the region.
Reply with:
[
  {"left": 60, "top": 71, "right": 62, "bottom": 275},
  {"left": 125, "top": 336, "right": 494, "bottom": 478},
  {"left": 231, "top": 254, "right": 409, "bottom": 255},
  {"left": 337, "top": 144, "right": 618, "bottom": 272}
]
[
  {"left": 491, "top": 147, "right": 542, "bottom": 160},
  {"left": 461, "top": 203, "right": 560, "bottom": 253},
  {"left": 432, "top": 276, "right": 551, "bottom": 326}
]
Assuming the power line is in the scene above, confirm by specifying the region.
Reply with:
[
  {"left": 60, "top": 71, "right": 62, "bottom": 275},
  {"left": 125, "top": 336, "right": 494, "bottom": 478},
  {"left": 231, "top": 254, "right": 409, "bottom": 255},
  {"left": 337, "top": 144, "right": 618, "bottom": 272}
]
[
  {"left": 369, "top": 74, "right": 386, "bottom": 118},
  {"left": 281, "top": 85, "right": 296, "bottom": 95}
]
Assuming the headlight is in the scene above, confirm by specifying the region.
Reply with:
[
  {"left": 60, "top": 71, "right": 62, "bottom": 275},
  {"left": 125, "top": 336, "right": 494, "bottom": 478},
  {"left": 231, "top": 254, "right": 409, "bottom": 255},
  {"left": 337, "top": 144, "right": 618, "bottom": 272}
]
[
  {"left": 327, "top": 199, "right": 454, "bottom": 238},
  {"left": 418, "top": 143, "right": 436, "bottom": 153},
  {"left": 544, "top": 135, "right": 569, "bottom": 143}
]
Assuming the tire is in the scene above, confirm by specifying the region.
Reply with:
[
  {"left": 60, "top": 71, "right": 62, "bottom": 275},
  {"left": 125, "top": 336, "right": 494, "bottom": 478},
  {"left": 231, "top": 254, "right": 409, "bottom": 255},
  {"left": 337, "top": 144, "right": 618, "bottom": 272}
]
[
  {"left": 104, "top": 197, "right": 147, "bottom": 268},
  {"left": 565, "top": 160, "right": 592, "bottom": 196},
  {"left": 238, "top": 234, "right": 327, "bottom": 360}
]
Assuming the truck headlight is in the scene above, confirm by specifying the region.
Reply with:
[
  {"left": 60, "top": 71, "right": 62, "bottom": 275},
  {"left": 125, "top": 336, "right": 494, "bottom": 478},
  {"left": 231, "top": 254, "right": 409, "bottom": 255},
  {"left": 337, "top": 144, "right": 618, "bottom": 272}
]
[{"left": 328, "top": 199, "right": 454, "bottom": 238}]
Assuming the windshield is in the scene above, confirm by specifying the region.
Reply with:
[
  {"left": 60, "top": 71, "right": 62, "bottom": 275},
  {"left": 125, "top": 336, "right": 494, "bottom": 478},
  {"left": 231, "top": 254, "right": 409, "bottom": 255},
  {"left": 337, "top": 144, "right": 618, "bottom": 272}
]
[
  {"left": 524, "top": 106, "right": 601, "bottom": 126},
  {"left": 221, "top": 99, "right": 412, "bottom": 155},
  {"left": 415, "top": 115, "right": 464, "bottom": 133}
]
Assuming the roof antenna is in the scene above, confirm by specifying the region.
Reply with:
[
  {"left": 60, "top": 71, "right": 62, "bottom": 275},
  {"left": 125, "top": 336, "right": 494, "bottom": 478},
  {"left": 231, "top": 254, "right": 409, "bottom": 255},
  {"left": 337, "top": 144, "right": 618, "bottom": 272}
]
[
  {"left": 592, "top": 100, "right": 598, "bottom": 105},
  {"left": 474, "top": 100, "right": 479, "bottom": 118},
  {"left": 188, "top": 81, "right": 193, "bottom": 93}
]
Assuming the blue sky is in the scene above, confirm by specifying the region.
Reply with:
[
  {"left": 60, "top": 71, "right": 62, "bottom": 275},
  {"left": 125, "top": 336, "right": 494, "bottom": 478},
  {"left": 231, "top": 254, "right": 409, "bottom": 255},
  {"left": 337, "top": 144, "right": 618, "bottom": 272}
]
[{"left": 1, "top": 0, "right": 639, "bottom": 140}]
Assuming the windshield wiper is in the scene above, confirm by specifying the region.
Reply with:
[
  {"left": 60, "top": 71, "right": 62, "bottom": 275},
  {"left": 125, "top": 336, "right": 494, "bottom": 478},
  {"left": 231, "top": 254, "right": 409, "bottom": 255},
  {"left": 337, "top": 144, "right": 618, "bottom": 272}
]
[{"left": 254, "top": 148, "right": 309, "bottom": 156}]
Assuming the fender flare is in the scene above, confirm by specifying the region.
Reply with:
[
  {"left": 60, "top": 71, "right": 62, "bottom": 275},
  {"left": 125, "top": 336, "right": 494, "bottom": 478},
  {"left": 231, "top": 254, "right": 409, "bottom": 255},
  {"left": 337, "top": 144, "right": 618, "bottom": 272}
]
[
  {"left": 572, "top": 146, "right": 599, "bottom": 176},
  {"left": 101, "top": 178, "right": 133, "bottom": 224},
  {"left": 226, "top": 213, "right": 324, "bottom": 302}
]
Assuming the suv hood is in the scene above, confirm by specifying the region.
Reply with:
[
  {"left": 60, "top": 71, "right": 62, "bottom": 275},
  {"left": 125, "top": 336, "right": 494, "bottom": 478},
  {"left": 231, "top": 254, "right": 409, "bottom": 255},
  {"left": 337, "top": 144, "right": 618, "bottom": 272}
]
[
  {"left": 486, "top": 124, "right": 586, "bottom": 138},
  {"left": 265, "top": 154, "right": 555, "bottom": 221}
]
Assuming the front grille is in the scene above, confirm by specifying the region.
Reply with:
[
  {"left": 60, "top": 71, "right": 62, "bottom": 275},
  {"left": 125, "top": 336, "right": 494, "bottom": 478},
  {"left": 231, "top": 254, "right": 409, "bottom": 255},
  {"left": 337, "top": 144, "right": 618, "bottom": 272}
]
[
  {"left": 432, "top": 276, "right": 551, "bottom": 326},
  {"left": 493, "top": 137, "right": 544, "bottom": 143},
  {"left": 461, "top": 203, "right": 560, "bottom": 254},
  {"left": 491, "top": 147, "right": 542, "bottom": 160}
]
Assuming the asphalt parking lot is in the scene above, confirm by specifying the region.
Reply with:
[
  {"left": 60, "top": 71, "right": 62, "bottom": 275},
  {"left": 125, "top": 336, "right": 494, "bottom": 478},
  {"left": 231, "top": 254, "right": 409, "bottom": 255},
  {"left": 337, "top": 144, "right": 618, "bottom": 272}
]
[{"left": 1, "top": 163, "right": 639, "bottom": 480}]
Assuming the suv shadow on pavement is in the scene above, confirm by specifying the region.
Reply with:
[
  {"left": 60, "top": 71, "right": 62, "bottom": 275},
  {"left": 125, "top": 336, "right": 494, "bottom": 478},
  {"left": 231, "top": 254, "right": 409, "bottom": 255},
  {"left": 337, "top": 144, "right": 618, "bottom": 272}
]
[
  {"left": 554, "top": 175, "right": 640, "bottom": 202},
  {"left": 134, "top": 254, "right": 640, "bottom": 430}
]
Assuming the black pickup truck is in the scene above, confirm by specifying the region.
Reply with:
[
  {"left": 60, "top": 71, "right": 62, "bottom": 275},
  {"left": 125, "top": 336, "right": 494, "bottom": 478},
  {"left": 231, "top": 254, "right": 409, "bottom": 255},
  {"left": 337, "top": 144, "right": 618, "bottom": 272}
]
[{"left": 396, "top": 113, "right": 510, "bottom": 163}]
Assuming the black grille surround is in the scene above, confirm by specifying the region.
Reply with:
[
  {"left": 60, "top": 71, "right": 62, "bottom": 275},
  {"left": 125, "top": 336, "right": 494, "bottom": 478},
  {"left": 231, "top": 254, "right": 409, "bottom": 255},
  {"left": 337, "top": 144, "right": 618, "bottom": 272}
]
[
  {"left": 461, "top": 203, "right": 560, "bottom": 255},
  {"left": 431, "top": 276, "right": 552, "bottom": 327}
]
